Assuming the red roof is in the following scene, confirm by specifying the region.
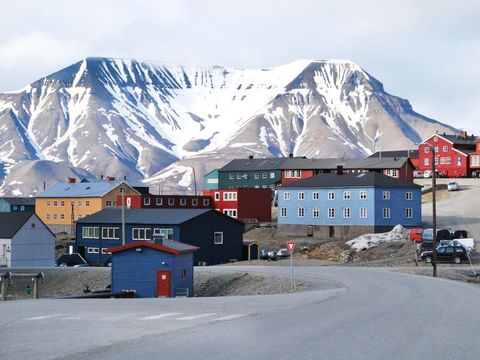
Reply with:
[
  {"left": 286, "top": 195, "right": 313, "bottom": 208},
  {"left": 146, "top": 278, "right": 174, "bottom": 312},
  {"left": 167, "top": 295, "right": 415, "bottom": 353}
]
[{"left": 107, "top": 241, "right": 198, "bottom": 255}]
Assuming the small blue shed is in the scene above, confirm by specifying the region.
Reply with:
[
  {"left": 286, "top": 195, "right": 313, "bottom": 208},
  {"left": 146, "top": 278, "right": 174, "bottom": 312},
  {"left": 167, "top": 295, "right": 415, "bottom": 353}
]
[{"left": 108, "top": 240, "right": 198, "bottom": 298}]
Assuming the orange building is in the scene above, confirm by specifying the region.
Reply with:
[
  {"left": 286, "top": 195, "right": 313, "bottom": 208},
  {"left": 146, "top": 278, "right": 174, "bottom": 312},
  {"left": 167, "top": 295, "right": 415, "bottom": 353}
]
[{"left": 35, "top": 180, "right": 139, "bottom": 233}]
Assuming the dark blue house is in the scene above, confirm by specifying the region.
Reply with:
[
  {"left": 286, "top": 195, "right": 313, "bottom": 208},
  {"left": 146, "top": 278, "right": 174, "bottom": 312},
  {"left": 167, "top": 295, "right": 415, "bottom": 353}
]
[
  {"left": 76, "top": 208, "right": 244, "bottom": 266},
  {"left": 108, "top": 240, "right": 198, "bottom": 298}
]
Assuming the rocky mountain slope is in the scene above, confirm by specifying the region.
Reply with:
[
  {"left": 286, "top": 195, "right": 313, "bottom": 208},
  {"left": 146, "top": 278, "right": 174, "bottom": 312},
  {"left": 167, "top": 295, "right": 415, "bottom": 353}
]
[{"left": 0, "top": 57, "right": 454, "bottom": 195}]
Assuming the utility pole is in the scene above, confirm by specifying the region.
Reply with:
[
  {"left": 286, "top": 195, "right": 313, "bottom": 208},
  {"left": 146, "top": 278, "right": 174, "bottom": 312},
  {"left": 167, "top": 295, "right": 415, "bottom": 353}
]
[
  {"left": 432, "top": 145, "right": 438, "bottom": 277},
  {"left": 70, "top": 203, "right": 75, "bottom": 241},
  {"left": 121, "top": 187, "right": 126, "bottom": 246},
  {"left": 192, "top": 166, "right": 197, "bottom": 196}
]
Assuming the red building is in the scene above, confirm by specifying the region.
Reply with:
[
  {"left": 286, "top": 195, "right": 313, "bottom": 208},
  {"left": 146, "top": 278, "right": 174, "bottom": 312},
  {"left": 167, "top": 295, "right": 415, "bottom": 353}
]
[
  {"left": 117, "top": 194, "right": 213, "bottom": 209},
  {"left": 202, "top": 188, "right": 272, "bottom": 222},
  {"left": 418, "top": 132, "right": 477, "bottom": 177},
  {"left": 280, "top": 169, "right": 315, "bottom": 186}
]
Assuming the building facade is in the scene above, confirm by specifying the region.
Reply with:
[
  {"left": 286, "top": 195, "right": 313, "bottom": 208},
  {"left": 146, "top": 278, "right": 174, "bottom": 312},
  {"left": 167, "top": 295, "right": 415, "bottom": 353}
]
[
  {"left": 277, "top": 172, "right": 421, "bottom": 239},
  {"left": 76, "top": 208, "right": 244, "bottom": 266},
  {"left": 116, "top": 194, "right": 213, "bottom": 209},
  {"left": 0, "top": 197, "right": 35, "bottom": 213}
]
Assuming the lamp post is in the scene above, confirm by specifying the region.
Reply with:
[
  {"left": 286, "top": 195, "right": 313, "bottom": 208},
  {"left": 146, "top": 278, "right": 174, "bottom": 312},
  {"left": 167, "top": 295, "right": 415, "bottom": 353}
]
[{"left": 428, "top": 144, "right": 438, "bottom": 277}]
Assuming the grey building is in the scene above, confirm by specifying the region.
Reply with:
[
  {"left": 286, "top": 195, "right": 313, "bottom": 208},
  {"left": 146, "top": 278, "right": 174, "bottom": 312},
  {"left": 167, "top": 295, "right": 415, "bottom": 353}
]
[
  {"left": 0, "top": 197, "right": 35, "bottom": 213},
  {"left": 0, "top": 213, "right": 56, "bottom": 267}
]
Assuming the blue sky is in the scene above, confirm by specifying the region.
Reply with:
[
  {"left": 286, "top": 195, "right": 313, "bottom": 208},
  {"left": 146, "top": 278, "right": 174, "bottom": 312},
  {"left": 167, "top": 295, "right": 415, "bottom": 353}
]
[{"left": 0, "top": 0, "right": 478, "bottom": 133}]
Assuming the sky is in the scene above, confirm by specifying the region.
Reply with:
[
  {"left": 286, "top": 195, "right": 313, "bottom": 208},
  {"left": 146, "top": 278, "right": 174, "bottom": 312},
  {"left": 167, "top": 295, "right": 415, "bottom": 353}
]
[{"left": 0, "top": 0, "right": 478, "bottom": 133}]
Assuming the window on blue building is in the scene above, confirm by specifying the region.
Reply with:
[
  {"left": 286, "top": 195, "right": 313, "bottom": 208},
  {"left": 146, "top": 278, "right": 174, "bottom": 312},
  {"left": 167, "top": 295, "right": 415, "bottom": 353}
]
[
  {"left": 284, "top": 192, "right": 290, "bottom": 200},
  {"left": 359, "top": 191, "right": 367, "bottom": 200},
  {"left": 298, "top": 192, "right": 305, "bottom": 200},
  {"left": 343, "top": 191, "right": 351, "bottom": 200},
  {"left": 328, "top": 192, "right": 335, "bottom": 200},
  {"left": 102, "top": 227, "right": 119, "bottom": 239},
  {"left": 312, "top": 192, "right": 319, "bottom": 200},
  {"left": 343, "top": 208, "right": 351, "bottom": 218},
  {"left": 153, "top": 228, "right": 173, "bottom": 240},
  {"left": 405, "top": 208, "right": 413, "bottom": 218},
  {"left": 383, "top": 191, "right": 390, "bottom": 200},
  {"left": 359, "top": 207, "right": 368, "bottom": 218},
  {"left": 82, "top": 226, "right": 99, "bottom": 239},
  {"left": 328, "top": 208, "right": 335, "bottom": 218},
  {"left": 132, "top": 228, "right": 151, "bottom": 240},
  {"left": 280, "top": 208, "right": 287, "bottom": 217},
  {"left": 383, "top": 208, "right": 391, "bottom": 219},
  {"left": 405, "top": 192, "right": 413, "bottom": 200},
  {"left": 214, "top": 232, "right": 224, "bottom": 244},
  {"left": 312, "top": 208, "right": 319, "bottom": 218},
  {"left": 298, "top": 208, "right": 305, "bottom": 217}
]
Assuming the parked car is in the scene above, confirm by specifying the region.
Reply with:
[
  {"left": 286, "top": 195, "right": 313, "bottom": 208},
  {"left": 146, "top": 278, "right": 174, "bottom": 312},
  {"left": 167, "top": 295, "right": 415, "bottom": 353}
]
[
  {"left": 422, "top": 228, "right": 451, "bottom": 242},
  {"left": 447, "top": 181, "right": 459, "bottom": 191},
  {"left": 267, "top": 250, "right": 278, "bottom": 261},
  {"left": 413, "top": 170, "right": 423, "bottom": 178},
  {"left": 260, "top": 249, "right": 269, "bottom": 260},
  {"left": 420, "top": 245, "right": 469, "bottom": 264},
  {"left": 409, "top": 228, "right": 423, "bottom": 243},
  {"left": 451, "top": 229, "right": 468, "bottom": 239},
  {"left": 277, "top": 248, "right": 290, "bottom": 258},
  {"left": 423, "top": 170, "right": 432, "bottom": 178}
]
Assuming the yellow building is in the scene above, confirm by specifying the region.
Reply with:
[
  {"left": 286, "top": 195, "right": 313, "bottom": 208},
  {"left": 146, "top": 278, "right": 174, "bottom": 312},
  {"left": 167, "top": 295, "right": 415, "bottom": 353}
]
[{"left": 35, "top": 181, "right": 140, "bottom": 233}]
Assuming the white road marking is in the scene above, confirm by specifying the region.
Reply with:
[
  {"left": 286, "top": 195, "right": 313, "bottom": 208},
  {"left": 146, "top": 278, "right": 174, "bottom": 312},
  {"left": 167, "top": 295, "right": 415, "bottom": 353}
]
[
  {"left": 213, "top": 314, "right": 246, "bottom": 321},
  {"left": 176, "top": 313, "right": 217, "bottom": 321},
  {"left": 139, "top": 313, "right": 182, "bottom": 320},
  {"left": 24, "top": 314, "right": 63, "bottom": 321}
]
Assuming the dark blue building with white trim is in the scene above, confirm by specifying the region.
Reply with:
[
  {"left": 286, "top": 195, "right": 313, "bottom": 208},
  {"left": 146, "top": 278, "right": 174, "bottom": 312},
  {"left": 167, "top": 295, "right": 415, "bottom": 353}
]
[{"left": 76, "top": 208, "right": 244, "bottom": 266}]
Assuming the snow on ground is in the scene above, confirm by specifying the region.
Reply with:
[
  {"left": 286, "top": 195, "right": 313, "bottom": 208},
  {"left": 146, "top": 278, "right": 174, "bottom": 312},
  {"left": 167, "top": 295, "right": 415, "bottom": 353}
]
[{"left": 346, "top": 225, "right": 409, "bottom": 252}]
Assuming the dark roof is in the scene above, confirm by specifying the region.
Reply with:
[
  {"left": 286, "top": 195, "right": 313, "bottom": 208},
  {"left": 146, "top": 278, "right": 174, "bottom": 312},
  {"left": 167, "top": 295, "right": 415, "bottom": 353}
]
[
  {"left": 281, "top": 172, "right": 421, "bottom": 189},
  {"left": 107, "top": 240, "right": 198, "bottom": 255},
  {"left": 219, "top": 156, "right": 411, "bottom": 172},
  {"left": 441, "top": 134, "right": 477, "bottom": 146},
  {"left": 0, "top": 212, "right": 34, "bottom": 238},
  {"left": 369, "top": 150, "right": 419, "bottom": 159},
  {"left": 36, "top": 181, "right": 139, "bottom": 198},
  {"left": 1, "top": 197, "right": 35, "bottom": 206},
  {"left": 77, "top": 208, "right": 212, "bottom": 225}
]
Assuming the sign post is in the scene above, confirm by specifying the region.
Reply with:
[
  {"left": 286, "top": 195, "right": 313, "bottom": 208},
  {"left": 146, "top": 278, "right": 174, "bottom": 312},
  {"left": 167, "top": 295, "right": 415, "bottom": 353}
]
[{"left": 287, "top": 241, "right": 296, "bottom": 293}]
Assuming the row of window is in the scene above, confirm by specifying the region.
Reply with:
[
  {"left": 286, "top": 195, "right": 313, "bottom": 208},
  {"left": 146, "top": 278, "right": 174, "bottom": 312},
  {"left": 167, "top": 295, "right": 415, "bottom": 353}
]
[
  {"left": 143, "top": 197, "right": 210, "bottom": 207},
  {"left": 280, "top": 207, "right": 413, "bottom": 219},
  {"left": 213, "top": 192, "right": 237, "bottom": 201},
  {"left": 424, "top": 145, "right": 449, "bottom": 153},
  {"left": 424, "top": 157, "right": 453, "bottom": 166},
  {"left": 283, "top": 191, "right": 413, "bottom": 201},
  {"left": 284, "top": 170, "right": 302, "bottom": 178},
  {"left": 81, "top": 226, "right": 224, "bottom": 244},
  {"left": 87, "top": 247, "right": 110, "bottom": 254},
  {"left": 45, "top": 200, "right": 91, "bottom": 207},
  {"left": 384, "top": 169, "right": 398, "bottom": 178},
  {"left": 46, "top": 213, "right": 87, "bottom": 220},
  {"left": 228, "top": 172, "right": 275, "bottom": 180}
]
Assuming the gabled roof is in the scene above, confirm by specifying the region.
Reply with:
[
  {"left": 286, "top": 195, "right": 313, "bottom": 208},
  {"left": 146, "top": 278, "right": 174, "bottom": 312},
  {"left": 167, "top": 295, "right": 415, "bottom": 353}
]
[
  {"left": 369, "top": 150, "right": 419, "bottom": 159},
  {"left": 220, "top": 157, "right": 292, "bottom": 171},
  {"left": 281, "top": 172, "right": 421, "bottom": 189},
  {"left": 36, "top": 181, "right": 138, "bottom": 198},
  {"left": 0, "top": 212, "right": 35, "bottom": 238},
  {"left": 107, "top": 240, "right": 198, "bottom": 255},
  {"left": 77, "top": 208, "right": 212, "bottom": 225},
  {"left": 1, "top": 197, "right": 35, "bottom": 206}
]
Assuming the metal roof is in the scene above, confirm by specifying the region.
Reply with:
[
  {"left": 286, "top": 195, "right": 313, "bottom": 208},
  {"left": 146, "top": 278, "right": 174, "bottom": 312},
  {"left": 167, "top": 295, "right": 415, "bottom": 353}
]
[
  {"left": 369, "top": 150, "right": 419, "bottom": 159},
  {"left": 220, "top": 157, "right": 294, "bottom": 171},
  {"left": 77, "top": 208, "right": 212, "bottom": 225},
  {"left": 0, "top": 212, "right": 35, "bottom": 238},
  {"left": 107, "top": 240, "right": 198, "bottom": 255},
  {"left": 1, "top": 197, "right": 35, "bottom": 206},
  {"left": 281, "top": 172, "right": 421, "bottom": 189},
  {"left": 441, "top": 134, "right": 477, "bottom": 146},
  {"left": 36, "top": 181, "right": 137, "bottom": 198}
]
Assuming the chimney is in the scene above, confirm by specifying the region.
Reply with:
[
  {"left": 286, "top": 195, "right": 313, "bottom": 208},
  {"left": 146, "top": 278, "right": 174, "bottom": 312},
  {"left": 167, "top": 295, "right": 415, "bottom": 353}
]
[
  {"left": 336, "top": 165, "right": 344, "bottom": 175},
  {"left": 123, "top": 175, "right": 127, "bottom": 180},
  {"left": 100, "top": 175, "right": 104, "bottom": 180},
  {"left": 248, "top": 155, "right": 254, "bottom": 159},
  {"left": 107, "top": 176, "right": 115, "bottom": 182},
  {"left": 67, "top": 177, "right": 76, "bottom": 183},
  {"left": 460, "top": 130, "right": 467, "bottom": 139},
  {"left": 289, "top": 153, "right": 293, "bottom": 158}
]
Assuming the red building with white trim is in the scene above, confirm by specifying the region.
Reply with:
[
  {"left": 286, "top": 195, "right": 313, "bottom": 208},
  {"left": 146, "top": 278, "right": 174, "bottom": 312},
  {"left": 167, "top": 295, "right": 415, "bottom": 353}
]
[
  {"left": 418, "top": 132, "right": 477, "bottom": 177},
  {"left": 202, "top": 188, "right": 272, "bottom": 222}
]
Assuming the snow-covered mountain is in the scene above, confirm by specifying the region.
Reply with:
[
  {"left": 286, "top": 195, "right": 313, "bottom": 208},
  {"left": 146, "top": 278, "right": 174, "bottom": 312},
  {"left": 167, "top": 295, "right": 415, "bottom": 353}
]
[{"left": 0, "top": 57, "right": 454, "bottom": 195}]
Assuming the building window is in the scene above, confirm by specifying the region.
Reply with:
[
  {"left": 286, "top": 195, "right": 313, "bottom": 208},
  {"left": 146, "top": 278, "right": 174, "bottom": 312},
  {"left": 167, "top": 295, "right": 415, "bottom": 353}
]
[
  {"left": 60, "top": 214, "right": 65, "bottom": 220},
  {"left": 298, "top": 192, "right": 305, "bottom": 200},
  {"left": 359, "top": 207, "right": 368, "bottom": 219},
  {"left": 343, "top": 191, "right": 351, "bottom": 200},
  {"left": 229, "top": 173, "right": 234, "bottom": 179},
  {"left": 61, "top": 201, "right": 65, "bottom": 207},
  {"left": 434, "top": 146, "right": 439, "bottom": 153},
  {"left": 405, "top": 208, "right": 413, "bottom": 218},
  {"left": 180, "top": 198, "right": 187, "bottom": 206},
  {"left": 405, "top": 192, "right": 413, "bottom": 200},
  {"left": 46, "top": 213, "right": 50, "bottom": 220},
  {"left": 424, "top": 158, "right": 430, "bottom": 166},
  {"left": 443, "top": 146, "right": 448, "bottom": 152},
  {"left": 53, "top": 214, "right": 58, "bottom": 220},
  {"left": 78, "top": 201, "right": 82, "bottom": 207},
  {"left": 192, "top": 198, "right": 198, "bottom": 206},
  {"left": 312, "top": 192, "right": 319, "bottom": 200},
  {"left": 328, "top": 192, "right": 335, "bottom": 200},
  {"left": 223, "top": 209, "right": 237, "bottom": 218},
  {"left": 433, "top": 136, "right": 438, "bottom": 142},
  {"left": 298, "top": 207, "right": 305, "bottom": 218},
  {"left": 86, "top": 200, "right": 90, "bottom": 207},
  {"left": 46, "top": 201, "right": 51, "bottom": 207},
  {"left": 101, "top": 248, "right": 111, "bottom": 255},
  {"left": 439, "top": 157, "right": 445, "bottom": 165},
  {"left": 262, "top": 173, "right": 267, "bottom": 179},
  {"left": 144, "top": 197, "right": 151, "bottom": 206},
  {"left": 383, "top": 208, "right": 391, "bottom": 219},
  {"left": 391, "top": 169, "right": 398, "bottom": 178},
  {"left": 105, "top": 200, "right": 113, "bottom": 207},
  {"left": 270, "top": 172, "right": 275, "bottom": 178},
  {"left": 153, "top": 228, "right": 173, "bottom": 240},
  {"left": 383, "top": 191, "right": 390, "bottom": 200},
  {"left": 214, "top": 232, "right": 223, "bottom": 245},
  {"left": 87, "top": 247, "right": 99, "bottom": 254},
  {"left": 53, "top": 201, "right": 58, "bottom": 207},
  {"left": 132, "top": 228, "right": 151, "bottom": 241},
  {"left": 254, "top": 173, "right": 259, "bottom": 179},
  {"left": 343, "top": 207, "right": 351, "bottom": 218},
  {"left": 82, "top": 226, "right": 100, "bottom": 239},
  {"left": 328, "top": 208, "right": 335, "bottom": 219},
  {"left": 359, "top": 191, "right": 367, "bottom": 200},
  {"left": 434, "top": 157, "right": 439, "bottom": 165},
  {"left": 20, "top": 206, "right": 25, "bottom": 211},
  {"left": 280, "top": 207, "right": 287, "bottom": 217},
  {"left": 156, "top": 197, "right": 163, "bottom": 206},
  {"left": 236, "top": 174, "right": 241, "bottom": 179},
  {"left": 446, "top": 157, "right": 451, "bottom": 165},
  {"left": 203, "top": 199, "right": 210, "bottom": 206},
  {"left": 214, "top": 192, "right": 220, "bottom": 201},
  {"left": 223, "top": 192, "right": 237, "bottom": 201},
  {"left": 168, "top": 198, "right": 174, "bottom": 206},
  {"left": 424, "top": 146, "right": 430, "bottom": 153},
  {"left": 284, "top": 192, "right": 290, "bottom": 200},
  {"left": 70, "top": 201, "right": 74, "bottom": 207},
  {"left": 102, "top": 227, "right": 120, "bottom": 240},
  {"left": 312, "top": 208, "right": 320, "bottom": 218}
]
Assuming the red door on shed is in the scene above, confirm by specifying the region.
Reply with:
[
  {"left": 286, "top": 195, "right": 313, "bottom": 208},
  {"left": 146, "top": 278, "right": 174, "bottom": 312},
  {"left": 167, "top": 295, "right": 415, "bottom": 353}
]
[{"left": 156, "top": 271, "right": 171, "bottom": 297}]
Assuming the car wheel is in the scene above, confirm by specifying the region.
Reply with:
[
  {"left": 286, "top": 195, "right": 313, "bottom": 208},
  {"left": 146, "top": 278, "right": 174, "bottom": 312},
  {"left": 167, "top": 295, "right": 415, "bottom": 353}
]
[
  {"left": 424, "top": 256, "right": 432, "bottom": 264},
  {"left": 453, "top": 256, "right": 461, "bottom": 264}
]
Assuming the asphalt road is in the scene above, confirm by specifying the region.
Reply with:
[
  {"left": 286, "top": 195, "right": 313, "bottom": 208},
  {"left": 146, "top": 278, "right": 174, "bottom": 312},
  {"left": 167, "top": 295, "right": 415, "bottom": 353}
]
[
  {"left": 1, "top": 266, "right": 480, "bottom": 360},
  {"left": 421, "top": 178, "right": 480, "bottom": 240}
]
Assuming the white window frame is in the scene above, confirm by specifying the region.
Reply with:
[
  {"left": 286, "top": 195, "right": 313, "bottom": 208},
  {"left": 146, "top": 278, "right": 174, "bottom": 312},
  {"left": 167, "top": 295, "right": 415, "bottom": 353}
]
[
  {"left": 168, "top": 198, "right": 174, "bottom": 206},
  {"left": 284, "top": 191, "right": 290, "bottom": 200},
  {"left": 153, "top": 228, "right": 173, "bottom": 240},
  {"left": 192, "top": 198, "right": 198, "bottom": 206},
  {"left": 223, "top": 209, "right": 238, "bottom": 218},
  {"left": 223, "top": 192, "right": 237, "bottom": 201},
  {"left": 82, "top": 226, "right": 100, "bottom": 239},
  {"left": 383, "top": 208, "right": 391, "bottom": 219},
  {"left": 203, "top": 199, "right": 210, "bottom": 206},
  {"left": 132, "top": 227, "right": 151, "bottom": 241},
  {"left": 215, "top": 192, "right": 220, "bottom": 201},
  {"left": 424, "top": 146, "right": 430, "bottom": 153},
  {"left": 328, "top": 208, "right": 335, "bottom": 219},
  {"left": 424, "top": 158, "right": 430, "bottom": 166},
  {"left": 443, "top": 146, "right": 448, "bottom": 152},
  {"left": 156, "top": 197, "right": 163, "bottom": 206},
  {"left": 312, "top": 192, "right": 319, "bottom": 200},
  {"left": 180, "top": 198, "right": 187, "bottom": 206},
  {"left": 214, "top": 232, "right": 224, "bottom": 245},
  {"left": 359, "top": 191, "right": 367, "bottom": 200},
  {"left": 405, "top": 208, "right": 413, "bottom": 219},
  {"left": 359, "top": 207, "right": 368, "bottom": 219},
  {"left": 298, "top": 192, "right": 305, "bottom": 200},
  {"left": 328, "top": 192, "right": 335, "bottom": 200},
  {"left": 312, "top": 208, "right": 320, "bottom": 218},
  {"left": 87, "top": 247, "right": 99, "bottom": 254},
  {"left": 343, "top": 207, "right": 351, "bottom": 219},
  {"left": 102, "top": 227, "right": 120, "bottom": 240},
  {"left": 343, "top": 191, "right": 351, "bottom": 200},
  {"left": 280, "top": 207, "right": 287, "bottom": 217},
  {"left": 297, "top": 207, "right": 305, "bottom": 218},
  {"left": 144, "top": 197, "right": 151, "bottom": 206},
  {"left": 383, "top": 191, "right": 390, "bottom": 200},
  {"left": 405, "top": 192, "right": 413, "bottom": 200}
]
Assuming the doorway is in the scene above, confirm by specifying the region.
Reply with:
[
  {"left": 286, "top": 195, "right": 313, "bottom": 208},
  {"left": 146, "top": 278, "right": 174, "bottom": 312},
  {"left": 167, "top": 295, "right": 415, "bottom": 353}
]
[
  {"left": 329, "top": 226, "right": 335, "bottom": 238},
  {"left": 156, "top": 270, "right": 171, "bottom": 297}
]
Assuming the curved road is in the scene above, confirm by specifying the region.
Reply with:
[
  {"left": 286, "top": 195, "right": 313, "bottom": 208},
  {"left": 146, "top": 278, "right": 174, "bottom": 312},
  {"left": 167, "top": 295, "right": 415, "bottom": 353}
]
[{"left": 1, "top": 266, "right": 480, "bottom": 360}]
